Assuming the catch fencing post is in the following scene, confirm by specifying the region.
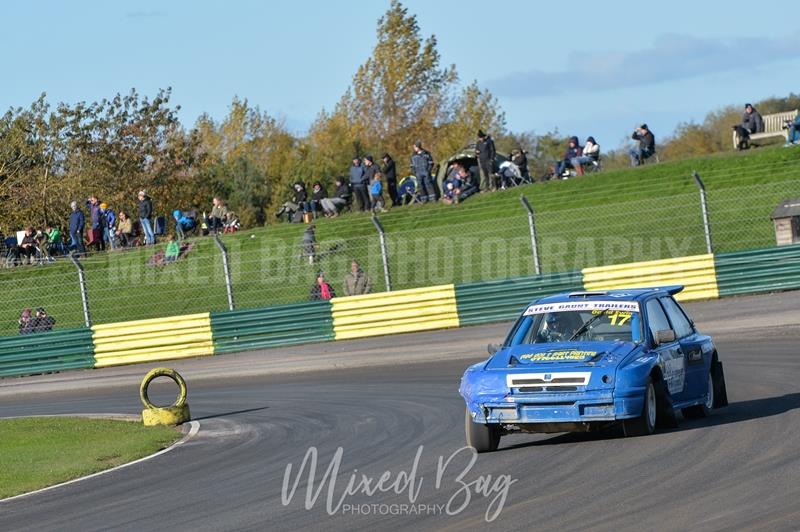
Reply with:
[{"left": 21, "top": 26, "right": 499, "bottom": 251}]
[
  {"left": 520, "top": 195, "right": 542, "bottom": 275},
  {"left": 371, "top": 214, "right": 392, "bottom": 292},
  {"left": 692, "top": 172, "right": 714, "bottom": 254},
  {"left": 69, "top": 254, "right": 92, "bottom": 328},
  {"left": 214, "top": 234, "right": 236, "bottom": 311}
]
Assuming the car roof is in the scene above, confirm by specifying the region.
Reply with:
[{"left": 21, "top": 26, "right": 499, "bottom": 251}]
[{"left": 533, "top": 285, "right": 684, "bottom": 306}]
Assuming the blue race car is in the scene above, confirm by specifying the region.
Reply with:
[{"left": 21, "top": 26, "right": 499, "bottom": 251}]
[{"left": 460, "top": 286, "right": 728, "bottom": 452}]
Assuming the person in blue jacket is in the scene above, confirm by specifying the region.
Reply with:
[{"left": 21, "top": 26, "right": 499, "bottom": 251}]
[
  {"left": 172, "top": 210, "right": 196, "bottom": 240},
  {"left": 68, "top": 201, "right": 86, "bottom": 254}
]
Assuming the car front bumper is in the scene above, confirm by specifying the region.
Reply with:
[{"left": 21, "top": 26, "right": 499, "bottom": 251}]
[{"left": 469, "top": 387, "right": 646, "bottom": 425}]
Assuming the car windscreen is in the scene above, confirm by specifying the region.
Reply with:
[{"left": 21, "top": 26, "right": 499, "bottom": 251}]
[{"left": 507, "top": 301, "right": 643, "bottom": 345}]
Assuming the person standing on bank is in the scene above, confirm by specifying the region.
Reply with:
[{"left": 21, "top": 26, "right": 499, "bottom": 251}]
[
  {"left": 349, "top": 156, "right": 369, "bottom": 212},
  {"left": 476, "top": 130, "right": 496, "bottom": 192},
  {"left": 381, "top": 153, "right": 399, "bottom": 207},
  {"left": 411, "top": 141, "right": 436, "bottom": 202},
  {"left": 363, "top": 155, "right": 379, "bottom": 210},
  {"left": 137, "top": 190, "right": 155, "bottom": 245}
]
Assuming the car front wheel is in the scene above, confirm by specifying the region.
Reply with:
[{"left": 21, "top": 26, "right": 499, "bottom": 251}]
[
  {"left": 465, "top": 407, "right": 501, "bottom": 453},
  {"left": 623, "top": 378, "right": 657, "bottom": 437}
]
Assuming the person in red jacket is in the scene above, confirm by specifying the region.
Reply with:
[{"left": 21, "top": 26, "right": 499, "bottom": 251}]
[{"left": 310, "top": 272, "right": 336, "bottom": 301}]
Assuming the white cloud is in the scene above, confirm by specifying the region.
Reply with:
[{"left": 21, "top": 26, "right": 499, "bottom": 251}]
[{"left": 488, "top": 32, "right": 800, "bottom": 98}]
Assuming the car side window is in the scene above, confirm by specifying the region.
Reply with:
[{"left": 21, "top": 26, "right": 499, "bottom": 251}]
[
  {"left": 659, "top": 297, "right": 694, "bottom": 339},
  {"left": 645, "top": 299, "right": 672, "bottom": 345}
]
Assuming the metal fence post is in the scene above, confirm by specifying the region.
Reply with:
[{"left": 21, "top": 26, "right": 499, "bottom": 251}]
[
  {"left": 69, "top": 254, "right": 92, "bottom": 328},
  {"left": 371, "top": 214, "right": 392, "bottom": 292},
  {"left": 692, "top": 172, "right": 714, "bottom": 254},
  {"left": 520, "top": 195, "right": 542, "bottom": 275},
  {"left": 214, "top": 234, "right": 235, "bottom": 311}
]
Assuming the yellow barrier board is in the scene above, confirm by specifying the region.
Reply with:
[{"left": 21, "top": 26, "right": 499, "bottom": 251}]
[
  {"left": 92, "top": 312, "right": 214, "bottom": 368},
  {"left": 331, "top": 284, "right": 460, "bottom": 340},
  {"left": 582, "top": 254, "right": 719, "bottom": 301}
]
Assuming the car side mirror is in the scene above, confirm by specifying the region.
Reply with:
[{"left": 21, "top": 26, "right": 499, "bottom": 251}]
[
  {"left": 487, "top": 343, "right": 500, "bottom": 355},
  {"left": 655, "top": 329, "right": 676, "bottom": 345}
]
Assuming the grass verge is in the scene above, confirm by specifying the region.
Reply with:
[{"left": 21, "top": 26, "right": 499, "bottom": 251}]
[{"left": 0, "top": 417, "right": 181, "bottom": 499}]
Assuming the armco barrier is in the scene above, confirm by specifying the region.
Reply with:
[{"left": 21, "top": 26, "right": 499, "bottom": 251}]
[
  {"left": 582, "top": 254, "right": 719, "bottom": 302},
  {"left": 455, "top": 272, "right": 584, "bottom": 326},
  {"left": 0, "top": 327, "right": 94, "bottom": 378},
  {"left": 331, "top": 285, "right": 459, "bottom": 340},
  {"left": 715, "top": 244, "right": 800, "bottom": 297},
  {"left": 211, "top": 300, "right": 334, "bottom": 354},
  {"left": 92, "top": 313, "right": 214, "bottom": 368}
]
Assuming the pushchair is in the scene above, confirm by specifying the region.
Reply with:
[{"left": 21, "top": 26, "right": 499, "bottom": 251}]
[
  {"left": 498, "top": 161, "right": 527, "bottom": 188},
  {"left": 397, "top": 176, "right": 423, "bottom": 206}
]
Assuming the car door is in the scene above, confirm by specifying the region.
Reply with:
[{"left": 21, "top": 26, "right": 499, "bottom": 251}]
[
  {"left": 644, "top": 298, "right": 685, "bottom": 399},
  {"left": 659, "top": 296, "right": 707, "bottom": 402}
]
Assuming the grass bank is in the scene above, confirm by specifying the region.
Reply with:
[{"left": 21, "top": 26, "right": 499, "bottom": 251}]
[
  {"left": 1, "top": 145, "right": 799, "bottom": 334},
  {"left": 0, "top": 417, "right": 180, "bottom": 499}
]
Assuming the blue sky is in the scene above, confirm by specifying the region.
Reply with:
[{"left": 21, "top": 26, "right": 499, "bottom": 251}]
[{"left": 1, "top": 0, "right": 798, "bottom": 149}]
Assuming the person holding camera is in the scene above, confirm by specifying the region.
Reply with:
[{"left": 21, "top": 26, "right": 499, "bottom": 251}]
[{"left": 629, "top": 124, "right": 656, "bottom": 166}]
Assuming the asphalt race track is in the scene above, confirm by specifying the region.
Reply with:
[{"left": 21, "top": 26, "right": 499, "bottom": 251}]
[{"left": 1, "top": 292, "right": 799, "bottom": 531}]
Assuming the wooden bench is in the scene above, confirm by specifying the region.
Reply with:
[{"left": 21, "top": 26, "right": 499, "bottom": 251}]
[{"left": 733, "top": 109, "right": 799, "bottom": 149}]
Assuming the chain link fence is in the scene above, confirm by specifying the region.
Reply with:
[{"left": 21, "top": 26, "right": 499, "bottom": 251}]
[{"left": 2, "top": 164, "right": 799, "bottom": 336}]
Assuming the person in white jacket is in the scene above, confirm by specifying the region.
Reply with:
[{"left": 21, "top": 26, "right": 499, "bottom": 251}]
[{"left": 570, "top": 136, "right": 600, "bottom": 176}]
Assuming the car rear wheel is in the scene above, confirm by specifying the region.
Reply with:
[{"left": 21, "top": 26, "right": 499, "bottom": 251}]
[
  {"left": 623, "top": 378, "right": 657, "bottom": 437},
  {"left": 682, "top": 371, "right": 714, "bottom": 419},
  {"left": 465, "top": 407, "right": 501, "bottom": 453}
]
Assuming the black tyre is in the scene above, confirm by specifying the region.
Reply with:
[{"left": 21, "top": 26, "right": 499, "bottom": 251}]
[
  {"left": 712, "top": 359, "right": 729, "bottom": 408},
  {"left": 465, "top": 407, "right": 500, "bottom": 453},
  {"left": 623, "top": 377, "right": 657, "bottom": 437},
  {"left": 682, "top": 371, "right": 714, "bottom": 419}
]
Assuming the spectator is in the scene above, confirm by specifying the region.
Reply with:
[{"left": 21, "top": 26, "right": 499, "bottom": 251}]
[
  {"left": 320, "top": 177, "right": 351, "bottom": 217},
  {"left": 629, "top": 124, "right": 656, "bottom": 166},
  {"left": 100, "top": 202, "right": 116, "bottom": 251},
  {"left": 310, "top": 181, "right": 328, "bottom": 216},
  {"left": 349, "top": 156, "right": 369, "bottom": 211},
  {"left": 310, "top": 272, "right": 336, "bottom": 301},
  {"left": 138, "top": 190, "right": 155, "bottom": 245},
  {"left": 570, "top": 136, "right": 600, "bottom": 176},
  {"left": 33, "top": 307, "right": 55, "bottom": 333},
  {"left": 19, "top": 227, "right": 38, "bottom": 264},
  {"left": 363, "top": 155, "right": 379, "bottom": 197},
  {"left": 276, "top": 182, "right": 310, "bottom": 222},
  {"left": 300, "top": 224, "right": 317, "bottom": 264},
  {"left": 173, "top": 210, "right": 196, "bottom": 240},
  {"left": 344, "top": 260, "right": 372, "bottom": 296},
  {"left": 370, "top": 171, "right": 387, "bottom": 212},
  {"left": 554, "top": 136, "right": 582, "bottom": 178},
  {"left": 457, "top": 164, "right": 478, "bottom": 200},
  {"left": 785, "top": 115, "right": 800, "bottom": 146},
  {"left": 85, "top": 196, "right": 104, "bottom": 252},
  {"left": 511, "top": 149, "right": 530, "bottom": 181},
  {"left": 44, "top": 224, "right": 63, "bottom": 260},
  {"left": 19, "top": 309, "right": 35, "bottom": 335},
  {"left": 381, "top": 153, "right": 399, "bottom": 206},
  {"left": 164, "top": 234, "right": 180, "bottom": 263},
  {"left": 733, "top": 103, "right": 765, "bottom": 150},
  {"left": 68, "top": 201, "right": 86, "bottom": 254},
  {"left": 207, "top": 197, "right": 229, "bottom": 233},
  {"left": 442, "top": 163, "right": 464, "bottom": 205},
  {"left": 116, "top": 211, "right": 133, "bottom": 247},
  {"left": 475, "top": 130, "right": 497, "bottom": 192},
  {"left": 410, "top": 141, "right": 436, "bottom": 202}
]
